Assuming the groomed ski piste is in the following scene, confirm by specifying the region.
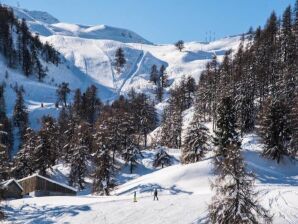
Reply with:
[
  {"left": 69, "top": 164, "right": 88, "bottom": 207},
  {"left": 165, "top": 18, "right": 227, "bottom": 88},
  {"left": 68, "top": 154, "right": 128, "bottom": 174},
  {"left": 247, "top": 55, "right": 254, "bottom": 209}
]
[{"left": 1, "top": 6, "right": 298, "bottom": 224}]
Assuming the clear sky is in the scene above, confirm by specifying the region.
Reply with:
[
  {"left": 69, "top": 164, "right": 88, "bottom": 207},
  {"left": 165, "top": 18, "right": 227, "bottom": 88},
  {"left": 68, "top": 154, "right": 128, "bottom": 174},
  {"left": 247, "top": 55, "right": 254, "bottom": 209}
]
[{"left": 1, "top": 0, "right": 296, "bottom": 43}]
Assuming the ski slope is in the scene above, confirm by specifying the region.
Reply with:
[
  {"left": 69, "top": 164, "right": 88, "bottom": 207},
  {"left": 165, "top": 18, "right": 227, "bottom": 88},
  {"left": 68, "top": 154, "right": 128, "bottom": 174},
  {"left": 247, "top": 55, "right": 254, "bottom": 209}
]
[
  {"left": 3, "top": 134, "right": 298, "bottom": 224},
  {"left": 0, "top": 6, "right": 242, "bottom": 131}
]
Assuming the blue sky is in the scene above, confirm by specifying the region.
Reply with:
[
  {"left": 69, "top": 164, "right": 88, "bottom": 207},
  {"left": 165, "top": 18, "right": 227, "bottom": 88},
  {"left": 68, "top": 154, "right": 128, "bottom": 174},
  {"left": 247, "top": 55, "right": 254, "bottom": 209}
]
[{"left": 2, "top": 0, "right": 296, "bottom": 43}]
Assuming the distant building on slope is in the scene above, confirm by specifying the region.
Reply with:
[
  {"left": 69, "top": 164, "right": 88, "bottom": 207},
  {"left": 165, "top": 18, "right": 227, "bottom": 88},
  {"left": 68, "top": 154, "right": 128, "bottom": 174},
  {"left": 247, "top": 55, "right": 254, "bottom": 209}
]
[
  {"left": 0, "top": 179, "right": 23, "bottom": 199},
  {"left": 17, "top": 174, "right": 77, "bottom": 197}
]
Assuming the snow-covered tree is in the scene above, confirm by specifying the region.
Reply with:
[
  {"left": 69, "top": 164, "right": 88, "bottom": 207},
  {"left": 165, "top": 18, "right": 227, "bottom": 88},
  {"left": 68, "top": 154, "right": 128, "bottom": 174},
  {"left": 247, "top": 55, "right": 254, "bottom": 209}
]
[
  {"left": 34, "top": 116, "right": 59, "bottom": 176},
  {"left": 0, "top": 123, "right": 10, "bottom": 181},
  {"left": 115, "top": 47, "right": 126, "bottom": 73},
  {"left": 160, "top": 104, "right": 183, "bottom": 149},
  {"left": 153, "top": 146, "right": 173, "bottom": 168},
  {"left": 56, "top": 82, "right": 70, "bottom": 107},
  {"left": 209, "top": 144, "right": 272, "bottom": 224},
  {"left": 259, "top": 97, "right": 292, "bottom": 163},
  {"left": 209, "top": 96, "right": 271, "bottom": 224},
  {"left": 92, "top": 124, "right": 115, "bottom": 195},
  {"left": 13, "top": 88, "right": 28, "bottom": 144},
  {"left": 159, "top": 65, "right": 168, "bottom": 88},
  {"left": 122, "top": 139, "right": 141, "bottom": 174},
  {"left": 12, "top": 127, "right": 37, "bottom": 179},
  {"left": 0, "top": 85, "right": 13, "bottom": 156},
  {"left": 69, "top": 122, "right": 91, "bottom": 189},
  {"left": 182, "top": 116, "right": 210, "bottom": 164},
  {"left": 150, "top": 64, "right": 159, "bottom": 85},
  {"left": 213, "top": 97, "right": 240, "bottom": 171},
  {"left": 175, "top": 40, "right": 185, "bottom": 52},
  {"left": 129, "top": 93, "right": 157, "bottom": 147}
]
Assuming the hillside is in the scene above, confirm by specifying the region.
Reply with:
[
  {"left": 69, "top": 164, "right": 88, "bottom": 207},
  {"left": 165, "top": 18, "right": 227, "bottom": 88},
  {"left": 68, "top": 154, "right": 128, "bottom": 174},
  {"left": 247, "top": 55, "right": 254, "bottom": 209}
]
[{"left": 0, "top": 6, "right": 241, "bottom": 131}]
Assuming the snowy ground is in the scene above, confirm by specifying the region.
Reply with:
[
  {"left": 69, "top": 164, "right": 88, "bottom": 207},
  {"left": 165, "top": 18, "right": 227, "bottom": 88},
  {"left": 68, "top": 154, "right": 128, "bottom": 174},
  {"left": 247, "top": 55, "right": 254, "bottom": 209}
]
[{"left": 2, "top": 134, "right": 298, "bottom": 224}]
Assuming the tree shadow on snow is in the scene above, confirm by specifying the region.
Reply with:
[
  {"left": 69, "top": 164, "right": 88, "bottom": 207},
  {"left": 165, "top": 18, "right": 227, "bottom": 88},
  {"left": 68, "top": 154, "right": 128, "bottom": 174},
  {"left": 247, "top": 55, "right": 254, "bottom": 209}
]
[
  {"left": 117, "top": 183, "right": 192, "bottom": 196},
  {"left": 244, "top": 150, "right": 298, "bottom": 186},
  {"left": 4, "top": 203, "right": 91, "bottom": 224}
]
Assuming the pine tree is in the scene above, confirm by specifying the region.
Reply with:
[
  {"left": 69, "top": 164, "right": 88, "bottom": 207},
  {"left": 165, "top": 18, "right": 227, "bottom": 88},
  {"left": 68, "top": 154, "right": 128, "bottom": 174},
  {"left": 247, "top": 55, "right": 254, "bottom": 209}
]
[
  {"left": 122, "top": 140, "right": 141, "bottom": 174},
  {"left": 150, "top": 64, "right": 159, "bottom": 85},
  {"left": 281, "top": 5, "right": 296, "bottom": 100},
  {"left": 182, "top": 115, "right": 210, "bottom": 164},
  {"left": 0, "top": 85, "right": 13, "bottom": 156},
  {"left": 57, "top": 107, "right": 75, "bottom": 162},
  {"left": 175, "top": 40, "right": 185, "bottom": 51},
  {"left": 81, "top": 85, "right": 102, "bottom": 124},
  {"left": 289, "top": 95, "right": 298, "bottom": 155},
  {"left": 209, "top": 97, "right": 271, "bottom": 224},
  {"left": 160, "top": 103, "right": 183, "bottom": 149},
  {"left": 0, "top": 122, "right": 10, "bottom": 220},
  {"left": 0, "top": 122, "right": 10, "bottom": 181},
  {"left": 185, "top": 76, "right": 196, "bottom": 108},
  {"left": 115, "top": 47, "right": 126, "bottom": 73},
  {"left": 153, "top": 146, "right": 173, "bottom": 168},
  {"left": 92, "top": 123, "right": 115, "bottom": 195},
  {"left": 155, "top": 86, "right": 163, "bottom": 103},
  {"left": 213, "top": 97, "right": 240, "bottom": 171},
  {"left": 159, "top": 65, "right": 168, "bottom": 88},
  {"left": 209, "top": 144, "right": 272, "bottom": 224},
  {"left": 12, "top": 128, "right": 37, "bottom": 179},
  {"left": 34, "top": 116, "right": 59, "bottom": 176},
  {"left": 72, "top": 89, "right": 83, "bottom": 119},
  {"left": 129, "top": 93, "right": 157, "bottom": 147},
  {"left": 56, "top": 82, "right": 70, "bottom": 107},
  {"left": 69, "top": 122, "right": 91, "bottom": 189},
  {"left": 259, "top": 97, "right": 292, "bottom": 163},
  {"left": 13, "top": 88, "right": 28, "bottom": 144}
]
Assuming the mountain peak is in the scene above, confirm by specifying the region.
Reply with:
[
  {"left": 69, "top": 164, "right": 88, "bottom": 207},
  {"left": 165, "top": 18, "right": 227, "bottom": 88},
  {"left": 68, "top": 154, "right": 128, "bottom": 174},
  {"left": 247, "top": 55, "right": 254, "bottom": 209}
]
[{"left": 10, "top": 6, "right": 60, "bottom": 24}]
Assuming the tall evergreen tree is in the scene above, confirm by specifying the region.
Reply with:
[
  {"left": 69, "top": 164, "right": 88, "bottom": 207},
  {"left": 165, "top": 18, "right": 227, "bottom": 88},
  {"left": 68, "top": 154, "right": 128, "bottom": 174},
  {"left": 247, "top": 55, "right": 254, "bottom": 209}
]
[
  {"left": 56, "top": 82, "right": 70, "bottom": 107},
  {"left": 92, "top": 120, "right": 115, "bottom": 195},
  {"left": 209, "top": 143, "right": 272, "bottom": 224},
  {"left": 213, "top": 97, "right": 240, "bottom": 171},
  {"left": 115, "top": 47, "right": 126, "bottom": 73},
  {"left": 12, "top": 127, "right": 37, "bottom": 179},
  {"left": 259, "top": 98, "right": 292, "bottom": 163},
  {"left": 153, "top": 146, "right": 173, "bottom": 168},
  {"left": 150, "top": 64, "right": 159, "bottom": 85},
  {"left": 182, "top": 114, "right": 210, "bottom": 164},
  {"left": 209, "top": 97, "right": 271, "bottom": 224},
  {"left": 13, "top": 88, "right": 28, "bottom": 144},
  {"left": 175, "top": 40, "right": 185, "bottom": 51},
  {"left": 69, "top": 122, "right": 92, "bottom": 189},
  {"left": 0, "top": 85, "right": 13, "bottom": 156},
  {"left": 34, "top": 116, "right": 59, "bottom": 176}
]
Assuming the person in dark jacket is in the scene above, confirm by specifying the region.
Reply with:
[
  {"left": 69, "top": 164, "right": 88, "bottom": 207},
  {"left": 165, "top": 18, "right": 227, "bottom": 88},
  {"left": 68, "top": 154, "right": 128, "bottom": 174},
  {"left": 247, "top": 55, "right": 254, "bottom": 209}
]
[{"left": 153, "top": 188, "right": 158, "bottom": 201}]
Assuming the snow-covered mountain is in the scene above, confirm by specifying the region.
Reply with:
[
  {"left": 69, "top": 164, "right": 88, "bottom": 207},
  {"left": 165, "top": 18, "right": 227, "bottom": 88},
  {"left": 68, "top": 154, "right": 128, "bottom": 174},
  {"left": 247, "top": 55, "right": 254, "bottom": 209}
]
[{"left": 0, "top": 5, "right": 241, "bottom": 130}]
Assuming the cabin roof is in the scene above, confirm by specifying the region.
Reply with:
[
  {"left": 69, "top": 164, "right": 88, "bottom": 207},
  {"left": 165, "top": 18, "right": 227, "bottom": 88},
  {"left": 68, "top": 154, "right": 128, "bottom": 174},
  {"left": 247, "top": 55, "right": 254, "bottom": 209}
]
[
  {"left": 18, "top": 174, "right": 77, "bottom": 192},
  {"left": 0, "top": 179, "right": 24, "bottom": 191}
]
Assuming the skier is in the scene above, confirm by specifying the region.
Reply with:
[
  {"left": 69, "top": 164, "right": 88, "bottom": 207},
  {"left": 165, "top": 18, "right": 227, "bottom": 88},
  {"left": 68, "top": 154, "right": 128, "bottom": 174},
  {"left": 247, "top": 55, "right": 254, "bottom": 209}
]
[
  {"left": 153, "top": 188, "right": 158, "bottom": 201},
  {"left": 133, "top": 191, "right": 137, "bottom": 202}
]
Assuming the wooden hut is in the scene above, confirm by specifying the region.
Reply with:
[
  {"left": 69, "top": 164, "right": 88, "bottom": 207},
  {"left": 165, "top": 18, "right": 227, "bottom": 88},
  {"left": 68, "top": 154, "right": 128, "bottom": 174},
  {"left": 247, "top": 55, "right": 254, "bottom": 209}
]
[
  {"left": 0, "top": 179, "right": 23, "bottom": 199},
  {"left": 18, "top": 174, "right": 77, "bottom": 197}
]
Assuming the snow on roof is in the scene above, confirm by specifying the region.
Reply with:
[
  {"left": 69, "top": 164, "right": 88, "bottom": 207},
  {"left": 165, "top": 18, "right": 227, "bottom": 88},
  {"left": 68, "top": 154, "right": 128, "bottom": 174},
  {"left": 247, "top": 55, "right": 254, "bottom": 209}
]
[
  {"left": 18, "top": 174, "right": 77, "bottom": 192},
  {"left": 0, "top": 179, "right": 24, "bottom": 191}
]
